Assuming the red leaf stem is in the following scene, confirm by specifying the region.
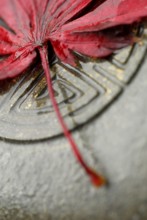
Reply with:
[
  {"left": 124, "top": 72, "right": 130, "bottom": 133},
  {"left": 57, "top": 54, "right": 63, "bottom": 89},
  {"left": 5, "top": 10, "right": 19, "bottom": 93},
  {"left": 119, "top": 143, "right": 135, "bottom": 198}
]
[{"left": 39, "top": 45, "right": 105, "bottom": 186}]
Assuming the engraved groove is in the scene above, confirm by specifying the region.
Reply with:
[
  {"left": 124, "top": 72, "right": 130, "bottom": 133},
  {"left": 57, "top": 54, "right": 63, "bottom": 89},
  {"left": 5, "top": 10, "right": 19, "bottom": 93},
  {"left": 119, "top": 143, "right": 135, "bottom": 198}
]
[{"left": 0, "top": 28, "right": 146, "bottom": 141}]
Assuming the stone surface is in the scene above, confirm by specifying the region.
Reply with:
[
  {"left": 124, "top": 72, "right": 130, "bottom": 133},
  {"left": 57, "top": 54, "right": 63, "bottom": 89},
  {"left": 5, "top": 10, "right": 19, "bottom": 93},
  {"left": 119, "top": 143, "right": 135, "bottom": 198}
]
[{"left": 0, "top": 50, "right": 147, "bottom": 219}]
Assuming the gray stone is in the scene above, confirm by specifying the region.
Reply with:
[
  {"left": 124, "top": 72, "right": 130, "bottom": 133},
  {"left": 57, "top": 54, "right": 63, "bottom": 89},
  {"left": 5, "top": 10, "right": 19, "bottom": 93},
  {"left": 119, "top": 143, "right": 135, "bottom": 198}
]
[{"left": 0, "top": 40, "right": 147, "bottom": 220}]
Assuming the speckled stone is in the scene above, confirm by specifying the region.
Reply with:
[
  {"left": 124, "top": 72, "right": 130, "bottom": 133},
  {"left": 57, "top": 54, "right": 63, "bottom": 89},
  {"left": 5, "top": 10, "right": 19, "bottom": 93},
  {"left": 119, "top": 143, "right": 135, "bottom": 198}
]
[{"left": 0, "top": 56, "right": 147, "bottom": 220}]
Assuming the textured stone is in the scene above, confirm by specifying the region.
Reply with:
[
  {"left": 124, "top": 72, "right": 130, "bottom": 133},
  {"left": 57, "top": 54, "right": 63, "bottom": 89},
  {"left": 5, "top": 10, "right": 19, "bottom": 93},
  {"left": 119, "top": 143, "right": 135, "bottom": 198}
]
[{"left": 0, "top": 52, "right": 147, "bottom": 220}]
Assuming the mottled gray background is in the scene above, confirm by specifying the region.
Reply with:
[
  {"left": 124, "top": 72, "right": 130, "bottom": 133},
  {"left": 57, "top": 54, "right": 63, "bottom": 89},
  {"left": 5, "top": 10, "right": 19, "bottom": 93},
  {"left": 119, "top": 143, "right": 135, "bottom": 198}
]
[{"left": 0, "top": 55, "right": 147, "bottom": 220}]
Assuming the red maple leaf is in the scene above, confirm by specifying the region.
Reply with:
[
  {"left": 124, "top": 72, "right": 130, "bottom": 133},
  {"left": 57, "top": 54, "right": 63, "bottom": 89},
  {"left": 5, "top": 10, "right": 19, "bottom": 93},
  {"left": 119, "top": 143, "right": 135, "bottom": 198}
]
[{"left": 0, "top": 0, "right": 147, "bottom": 186}]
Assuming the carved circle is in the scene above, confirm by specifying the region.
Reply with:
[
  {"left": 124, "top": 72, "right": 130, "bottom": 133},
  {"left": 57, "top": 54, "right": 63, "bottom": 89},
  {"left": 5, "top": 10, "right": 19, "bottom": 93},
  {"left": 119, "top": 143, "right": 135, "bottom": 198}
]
[{"left": 0, "top": 28, "right": 146, "bottom": 141}]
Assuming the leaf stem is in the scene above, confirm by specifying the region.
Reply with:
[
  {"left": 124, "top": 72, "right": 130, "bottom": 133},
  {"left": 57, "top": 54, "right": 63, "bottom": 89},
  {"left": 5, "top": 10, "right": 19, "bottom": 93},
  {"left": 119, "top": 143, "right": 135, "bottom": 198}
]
[{"left": 39, "top": 45, "right": 105, "bottom": 187}]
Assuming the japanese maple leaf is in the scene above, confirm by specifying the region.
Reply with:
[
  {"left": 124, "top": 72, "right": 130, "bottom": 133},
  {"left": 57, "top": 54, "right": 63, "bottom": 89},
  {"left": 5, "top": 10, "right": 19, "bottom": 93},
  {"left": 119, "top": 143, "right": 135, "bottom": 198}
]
[{"left": 0, "top": 0, "right": 147, "bottom": 186}]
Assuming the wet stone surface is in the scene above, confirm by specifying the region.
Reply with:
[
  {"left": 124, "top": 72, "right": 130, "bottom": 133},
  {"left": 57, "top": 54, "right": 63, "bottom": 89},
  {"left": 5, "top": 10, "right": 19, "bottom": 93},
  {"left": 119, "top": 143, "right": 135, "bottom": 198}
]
[{"left": 0, "top": 30, "right": 147, "bottom": 219}]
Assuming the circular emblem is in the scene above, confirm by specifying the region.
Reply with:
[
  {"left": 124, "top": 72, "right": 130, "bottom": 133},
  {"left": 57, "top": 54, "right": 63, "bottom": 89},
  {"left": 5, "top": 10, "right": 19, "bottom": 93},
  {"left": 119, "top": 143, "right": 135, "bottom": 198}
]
[{"left": 0, "top": 27, "right": 146, "bottom": 141}]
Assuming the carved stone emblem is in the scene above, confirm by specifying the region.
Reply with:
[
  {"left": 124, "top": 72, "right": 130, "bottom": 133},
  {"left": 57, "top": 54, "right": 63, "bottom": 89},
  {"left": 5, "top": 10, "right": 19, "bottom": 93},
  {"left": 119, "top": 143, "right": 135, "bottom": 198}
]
[{"left": 0, "top": 28, "right": 146, "bottom": 141}]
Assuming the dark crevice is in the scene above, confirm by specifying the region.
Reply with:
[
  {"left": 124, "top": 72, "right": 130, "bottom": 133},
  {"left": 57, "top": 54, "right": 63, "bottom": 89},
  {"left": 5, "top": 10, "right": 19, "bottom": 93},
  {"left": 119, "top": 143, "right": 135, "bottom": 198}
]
[{"left": 0, "top": 18, "right": 15, "bottom": 34}]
